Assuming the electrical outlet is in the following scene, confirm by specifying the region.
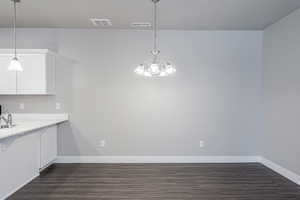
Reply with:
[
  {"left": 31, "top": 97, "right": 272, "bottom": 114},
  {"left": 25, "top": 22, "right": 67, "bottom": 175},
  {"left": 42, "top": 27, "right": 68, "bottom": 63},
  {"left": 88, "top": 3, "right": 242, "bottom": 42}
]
[
  {"left": 19, "top": 103, "right": 25, "bottom": 110},
  {"left": 56, "top": 103, "right": 61, "bottom": 110},
  {"left": 97, "top": 140, "right": 106, "bottom": 148},
  {"left": 199, "top": 140, "right": 205, "bottom": 148}
]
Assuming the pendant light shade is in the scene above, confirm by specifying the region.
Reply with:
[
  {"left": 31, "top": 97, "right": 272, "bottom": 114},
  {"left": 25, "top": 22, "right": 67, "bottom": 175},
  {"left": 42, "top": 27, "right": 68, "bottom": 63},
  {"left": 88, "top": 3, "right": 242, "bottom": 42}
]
[
  {"left": 8, "top": 0, "right": 23, "bottom": 72},
  {"left": 8, "top": 57, "right": 23, "bottom": 71},
  {"left": 134, "top": 0, "right": 176, "bottom": 77}
]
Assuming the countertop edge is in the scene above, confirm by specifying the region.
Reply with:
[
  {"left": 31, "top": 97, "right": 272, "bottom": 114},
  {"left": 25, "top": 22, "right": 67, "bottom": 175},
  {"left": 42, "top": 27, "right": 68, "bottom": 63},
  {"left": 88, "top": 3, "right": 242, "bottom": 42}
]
[{"left": 0, "top": 119, "right": 68, "bottom": 141}]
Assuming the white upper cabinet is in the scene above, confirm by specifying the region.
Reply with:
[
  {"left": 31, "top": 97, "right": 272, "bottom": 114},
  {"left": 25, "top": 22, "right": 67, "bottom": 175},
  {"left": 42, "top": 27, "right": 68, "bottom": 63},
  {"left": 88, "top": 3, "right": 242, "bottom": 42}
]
[
  {"left": 0, "top": 49, "right": 56, "bottom": 95},
  {"left": 0, "top": 55, "right": 16, "bottom": 94}
]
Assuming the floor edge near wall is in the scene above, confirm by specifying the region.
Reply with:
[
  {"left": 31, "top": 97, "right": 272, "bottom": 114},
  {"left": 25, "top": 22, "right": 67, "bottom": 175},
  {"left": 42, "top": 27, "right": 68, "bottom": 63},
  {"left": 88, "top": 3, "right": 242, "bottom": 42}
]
[
  {"left": 259, "top": 157, "right": 300, "bottom": 186},
  {"left": 56, "top": 156, "right": 300, "bottom": 186}
]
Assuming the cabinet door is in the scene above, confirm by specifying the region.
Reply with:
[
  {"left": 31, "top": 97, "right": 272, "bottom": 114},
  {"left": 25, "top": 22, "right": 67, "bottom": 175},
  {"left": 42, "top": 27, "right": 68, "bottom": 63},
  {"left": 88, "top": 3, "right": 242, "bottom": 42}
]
[
  {"left": 0, "top": 55, "right": 17, "bottom": 94},
  {"left": 0, "top": 133, "right": 40, "bottom": 199},
  {"left": 17, "top": 54, "right": 47, "bottom": 94},
  {"left": 40, "top": 126, "right": 58, "bottom": 169}
]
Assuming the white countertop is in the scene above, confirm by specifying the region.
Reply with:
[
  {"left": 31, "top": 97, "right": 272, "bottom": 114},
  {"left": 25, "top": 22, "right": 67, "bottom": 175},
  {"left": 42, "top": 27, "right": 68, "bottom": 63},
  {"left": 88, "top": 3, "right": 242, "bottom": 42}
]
[{"left": 0, "top": 114, "right": 68, "bottom": 140}]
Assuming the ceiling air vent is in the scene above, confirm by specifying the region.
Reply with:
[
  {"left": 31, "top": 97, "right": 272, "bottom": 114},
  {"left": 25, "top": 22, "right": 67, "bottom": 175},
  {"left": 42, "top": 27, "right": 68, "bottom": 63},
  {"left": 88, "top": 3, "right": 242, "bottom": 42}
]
[
  {"left": 90, "top": 18, "right": 112, "bottom": 27},
  {"left": 131, "top": 22, "right": 152, "bottom": 28}
]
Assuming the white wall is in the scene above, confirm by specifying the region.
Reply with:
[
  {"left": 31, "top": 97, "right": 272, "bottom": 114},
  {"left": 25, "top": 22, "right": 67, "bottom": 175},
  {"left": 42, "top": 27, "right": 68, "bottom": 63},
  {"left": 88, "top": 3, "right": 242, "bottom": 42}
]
[
  {"left": 0, "top": 29, "right": 263, "bottom": 156},
  {"left": 263, "top": 9, "right": 300, "bottom": 175}
]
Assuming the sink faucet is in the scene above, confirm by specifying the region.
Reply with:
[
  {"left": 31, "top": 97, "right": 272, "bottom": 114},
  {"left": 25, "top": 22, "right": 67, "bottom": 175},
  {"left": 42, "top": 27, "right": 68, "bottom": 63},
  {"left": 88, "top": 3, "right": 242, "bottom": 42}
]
[{"left": 0, "top": 113, "right": 13, "bottom": 128}]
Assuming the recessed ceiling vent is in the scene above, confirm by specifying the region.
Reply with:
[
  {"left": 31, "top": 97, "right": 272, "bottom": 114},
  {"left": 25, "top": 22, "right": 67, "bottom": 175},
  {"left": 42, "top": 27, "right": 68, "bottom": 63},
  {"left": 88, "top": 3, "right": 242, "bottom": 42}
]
[
  {"left": 131, "top": 22, "right": 152, "bottom": 28},
  {"left": 90, "top": 18, "right": 112, "bottom": 27}
]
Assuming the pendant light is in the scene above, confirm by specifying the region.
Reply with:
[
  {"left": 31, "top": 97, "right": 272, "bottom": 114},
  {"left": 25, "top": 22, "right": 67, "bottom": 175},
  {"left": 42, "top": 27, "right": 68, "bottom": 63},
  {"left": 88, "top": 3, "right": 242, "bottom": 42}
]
[
  {"left": 8, "top": 0, "right": 23, "bottom": 72},
  {"left": 134, "top": 0, "right": 176, "bottom": 77}
]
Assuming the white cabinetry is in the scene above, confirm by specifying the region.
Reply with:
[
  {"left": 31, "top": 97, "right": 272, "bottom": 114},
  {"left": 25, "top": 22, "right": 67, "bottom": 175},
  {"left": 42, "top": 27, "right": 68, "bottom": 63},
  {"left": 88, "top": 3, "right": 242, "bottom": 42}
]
[
  {"left": 0, "top": 49, "right": 56, "bottom": 95},
  {"left": 0, "top": 125, "right": 58, "bottom": 199},
  {"left": 0, "top": 55, "right": 16, "bottom": 94},
  {"left": 40, "top": 126, "right": 58, "bottom": 169},
  {"left": 0, "top": 133, "right": 40, "bottom": 199}
]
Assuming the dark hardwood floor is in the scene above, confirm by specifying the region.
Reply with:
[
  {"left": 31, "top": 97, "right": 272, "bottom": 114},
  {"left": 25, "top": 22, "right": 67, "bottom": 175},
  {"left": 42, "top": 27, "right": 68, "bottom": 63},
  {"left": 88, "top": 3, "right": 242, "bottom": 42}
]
[{"left": 7, "top": 163, "right": 300, "bottom": 200}]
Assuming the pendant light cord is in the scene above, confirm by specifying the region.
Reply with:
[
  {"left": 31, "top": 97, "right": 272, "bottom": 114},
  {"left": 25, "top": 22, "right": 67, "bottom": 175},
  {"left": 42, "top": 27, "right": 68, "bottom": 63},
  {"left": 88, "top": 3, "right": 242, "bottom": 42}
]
[
  {"left": 152, "top": 0, "right": 159, "bottom": 63},
  {"left": 153, "top": 1, "right": 157, "bottom": 52},
  {"left": 13, "top": 0, "right": 17, "bottom": 58}
]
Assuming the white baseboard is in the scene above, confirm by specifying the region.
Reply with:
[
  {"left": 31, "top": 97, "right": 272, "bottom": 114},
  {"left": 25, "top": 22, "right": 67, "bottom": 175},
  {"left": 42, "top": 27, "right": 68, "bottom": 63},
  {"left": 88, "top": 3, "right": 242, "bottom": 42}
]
[
  {"left": 0, "top": 173, "right": 39, "bottom": 200},
  {"left": 56, "top": 156, "right": 260, "bottom": 164},
  {"left": 259, "top": 157, "right": 300, "bottom": 186}
]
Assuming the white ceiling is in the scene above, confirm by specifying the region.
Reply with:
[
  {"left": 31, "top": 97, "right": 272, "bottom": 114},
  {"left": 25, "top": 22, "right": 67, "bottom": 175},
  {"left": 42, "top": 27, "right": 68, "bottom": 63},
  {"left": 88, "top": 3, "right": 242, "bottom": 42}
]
[{"left": 1, "top": 0, "right": 300, "bottom": 30}]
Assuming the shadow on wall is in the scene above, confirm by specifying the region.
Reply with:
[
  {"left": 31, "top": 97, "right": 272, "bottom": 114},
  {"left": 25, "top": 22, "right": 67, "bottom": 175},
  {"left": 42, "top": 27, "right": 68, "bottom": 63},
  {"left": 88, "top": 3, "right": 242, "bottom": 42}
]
[{"left": 57, "top": 121, "right": 101, "bottom": 156}]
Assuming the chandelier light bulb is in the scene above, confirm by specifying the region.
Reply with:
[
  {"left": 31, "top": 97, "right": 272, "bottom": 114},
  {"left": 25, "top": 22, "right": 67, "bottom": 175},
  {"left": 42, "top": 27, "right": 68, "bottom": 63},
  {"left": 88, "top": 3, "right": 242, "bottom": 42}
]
[
  {"left": 134, "top": 64, "right": 145, "bottom": 75},
  {"left": 166, "top": 63, "right": 176, "bottom": 74},
  {"left": 144, "top": 71, "right": 152, "bottom": 77},
  {"left": 159, "top": 69, "right": 167, "bottom": 77},
  {"left": 149, "top": 63, "right": 160, "bottom": 75}
]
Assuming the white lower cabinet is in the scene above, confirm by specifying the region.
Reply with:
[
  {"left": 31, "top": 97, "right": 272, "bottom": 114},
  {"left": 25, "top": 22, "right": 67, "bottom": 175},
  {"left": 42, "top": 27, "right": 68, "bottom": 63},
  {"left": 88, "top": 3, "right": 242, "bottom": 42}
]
[
  {"left": 40, "top": 126, "right": 58, "bottom": 169},
  {"left": 0, "top": 133, "right": 40, "bottom": 200},
  {"left": 0, "top": 125, "right": 58, "bottom": 199}
]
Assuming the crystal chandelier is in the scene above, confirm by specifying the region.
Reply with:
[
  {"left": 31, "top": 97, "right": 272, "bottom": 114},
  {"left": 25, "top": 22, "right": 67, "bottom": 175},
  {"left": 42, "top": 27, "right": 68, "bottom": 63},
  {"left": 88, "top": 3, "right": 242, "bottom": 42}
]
[{"left": 134, "top": 0, "right": 176, "bottom": 77}]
